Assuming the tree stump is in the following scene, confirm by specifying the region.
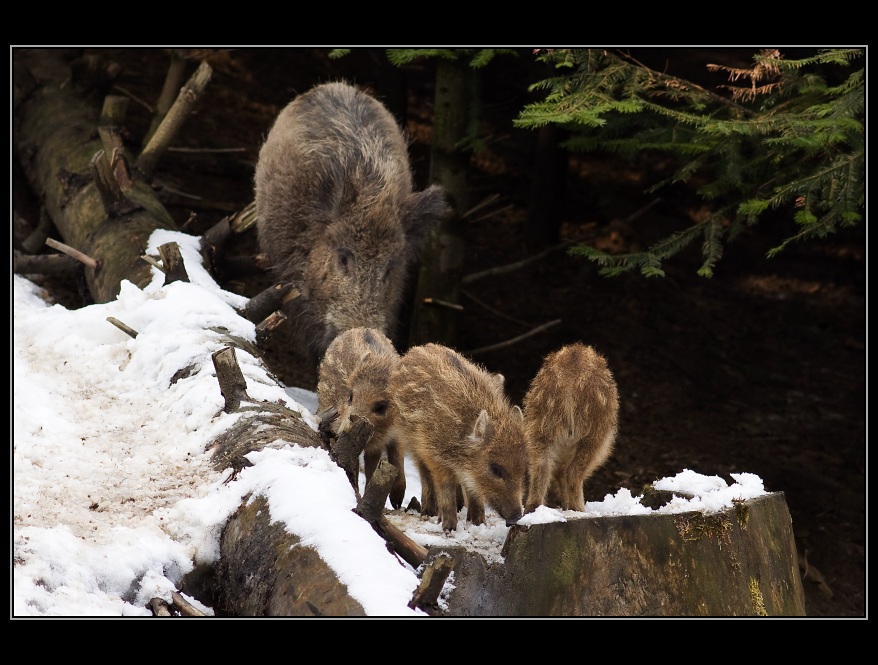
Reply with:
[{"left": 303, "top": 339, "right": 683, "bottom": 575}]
[{"left": 428, "top": 492, "right": 806, "bottom": 616}]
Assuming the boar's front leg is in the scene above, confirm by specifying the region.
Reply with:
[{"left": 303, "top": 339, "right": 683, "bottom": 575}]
[
  {"left": 385, "top": 439, "right": 406, "bottom": 510},
  {"left": 435, "top": 475, "right": 462, "bottom": 533},
  {"left": 364, "top": 448, "right": 381, "bottom": 487},
  {"left": 465, "top": 490, "right": 486, "bottom": 526}
]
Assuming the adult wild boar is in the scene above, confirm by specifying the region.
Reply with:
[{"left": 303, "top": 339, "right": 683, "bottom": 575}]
[
  {"left": 254, "top": 81, "right": 450, "bottom": 363},
  {"left": 389, "top": 343, "right": 528, "bottom": 532}
]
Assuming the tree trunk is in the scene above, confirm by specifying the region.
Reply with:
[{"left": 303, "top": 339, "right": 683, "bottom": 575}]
[
  {"left": 215, "top": 496, "right": 366, "bottom": 616},
  {"left": 407, "top": 59, "right": 471, "bottom": 348}
]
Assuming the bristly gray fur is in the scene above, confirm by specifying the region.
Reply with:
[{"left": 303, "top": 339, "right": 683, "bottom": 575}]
[{"left": 254, "top": 81, "right": 451, "bottom": 365}]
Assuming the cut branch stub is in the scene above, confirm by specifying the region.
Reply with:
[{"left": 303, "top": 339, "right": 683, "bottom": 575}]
[
  {"left": 106, "top": 316, "right": 139, "bottom": 339},
  {"left": 212, "top": 346, "right": 250, "bottom": 413},
  {"left": 200, "top": 215, "right": 230, "bottom": 277},
  {"left": 136, "top": 60, "right": 213, "bottom": 180},
  {"left": 171, "top": 591, "right": 206, "bottom": 617},
  {"left": 356, "top": 458, "right": 396, "bottom": 523},
  {"left": 99, "top": 94, "right": 130, "bottom": 127},
  {"left": 90, "top": 149, "right": 130, "bottom": 217},
  {"left": 244, "top": 282, "right": 297, "bottom": 324},
  {"left": 157, "top": 242, "right": 189, "bottom": 284},
  {"left": 330, "top": 416, "right": 372, "bottom": 494},
  {"left": 228, "top": 200, "right": 258, "bottom": 234},
  {"left": 255, "top": 310, "right": 288, "bottom": 345},
  {"left": 149, "top": 597, "right": 172, "bottom": 616},
  {"left": 408, "top": 554, "right": 454, "bottom": 613},
  {"left": 97, "top": 125, "right": 134, "bottom": 191},
  {"left": 45, "top": 237, "right": 98, "bottom": 270},
  {"left": 142, "top": 49, "right": 191, "bottom": 149}
]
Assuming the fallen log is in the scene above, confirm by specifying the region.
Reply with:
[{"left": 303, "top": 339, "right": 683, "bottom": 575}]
[{"left": 14, "top": 49, "right": 182, "bottom": 303}]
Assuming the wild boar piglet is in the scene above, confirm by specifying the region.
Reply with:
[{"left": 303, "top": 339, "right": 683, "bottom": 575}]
[
  {"left": 389, "top": 343, "right": 528, "bottom": 532},
  {"left": 317, "top": 327, "right": 405, "bottom": 508},
  {"left": 523, "top": 342, "right": 619, "bottom": 513}
]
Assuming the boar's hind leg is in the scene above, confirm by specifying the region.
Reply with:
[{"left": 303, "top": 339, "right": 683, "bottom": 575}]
[
  {"left": 546, "top": 474, "right": 564, "bottom": 510},
  {"left": 415, "top": 458, "right": 438, "bottom": 517},
  {"left": 562, "top": 439, "right": 609, "bottom": 512},
  {"left": 525, "top": 456, "right": 553, "bottom": 514},
  {"left": 558, "top": 459, "right": 587, "bottom": 513}
]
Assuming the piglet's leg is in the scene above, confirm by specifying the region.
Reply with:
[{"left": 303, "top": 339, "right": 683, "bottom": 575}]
[
  {"left": 525, "top": 454, "right": 553, "bottom": 514},
  {"left": 435, "top": 475, "right": 461, "bottom": 533},
  {"left": 416, "top": 458, "right": 437, "bottom": 517},
  {"left": 465, "top": 490, "right": 486, "bottom": 526},
  {"left": 385, "top": 439, "right": 406, "bottom": 510}
]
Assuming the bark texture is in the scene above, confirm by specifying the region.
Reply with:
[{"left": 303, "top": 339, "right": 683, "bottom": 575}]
[
  {"left": 428, "top": 492, "right": 806, "bottom": 616},
  {"left": 408, "top": 59, "right": 471, "bottom": 347},
  {"left": 14, "top": 49, "right": 177, "bottom": 303},
  {"left": 217, "top": 496, "right": 366, "bottom": 617}
]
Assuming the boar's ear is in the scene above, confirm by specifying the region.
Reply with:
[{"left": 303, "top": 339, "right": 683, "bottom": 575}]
[
  {"left": 401, "top": 185, "right": 452, "bottom": 252},
  {"left": 468, "top": 409, "right": 493, "bottom": 445},
  {"left": 512, "top": 405, "right": 524, "bottom": 421}
]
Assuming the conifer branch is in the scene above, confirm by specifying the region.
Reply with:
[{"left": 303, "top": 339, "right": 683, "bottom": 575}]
[{"left": 520, "top": 47, "right": 863, "bottom": 277}]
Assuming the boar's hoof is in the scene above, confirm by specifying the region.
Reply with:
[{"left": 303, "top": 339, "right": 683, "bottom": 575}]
[
  {"left": 442, "top": 519, "right": 458, "bottom": 534},
  {"left": 389, "top": 487, "right": 404, "bottom": 511}
]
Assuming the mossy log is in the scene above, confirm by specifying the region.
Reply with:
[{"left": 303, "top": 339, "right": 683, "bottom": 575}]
[
  {"left": 215, "top": 495, "right": 366, "bottom": 617},
  {"left": 429, "top": 492, "right": 806, "bottom": 616},
  {"left": 14, "top": 49, "right": 179, "bottom": 303},
  {"left": 199, "top": 350, "right": 369, "bottom": 616}
]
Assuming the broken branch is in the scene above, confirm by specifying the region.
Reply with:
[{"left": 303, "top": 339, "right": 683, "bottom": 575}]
[
  {"left": 408, "top": 554, "right": 454, "bottom": 613},
  {"left": 45, "top": 238, "right": 98, "bottom": 270},
  {"left": 466, "top": 319, "right": 562, "bottom": 356},
  {"left": 137, "top": 61, "right": 213, "bottom": 179},
  {"left": 212, "top": 346, "right": 250, "bottom": 413},
  {"left": 107, "top": 316, "right": 139, "bottom": 339}
]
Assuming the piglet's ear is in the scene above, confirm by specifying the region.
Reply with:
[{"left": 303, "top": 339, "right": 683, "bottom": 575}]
[{"left": 469, "top": 409, "right": 492, "bottom": 445}]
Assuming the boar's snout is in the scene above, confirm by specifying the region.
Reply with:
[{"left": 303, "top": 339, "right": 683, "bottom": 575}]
[{"left": 504, "top": 510, "right": 523, "bottom": 527}]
